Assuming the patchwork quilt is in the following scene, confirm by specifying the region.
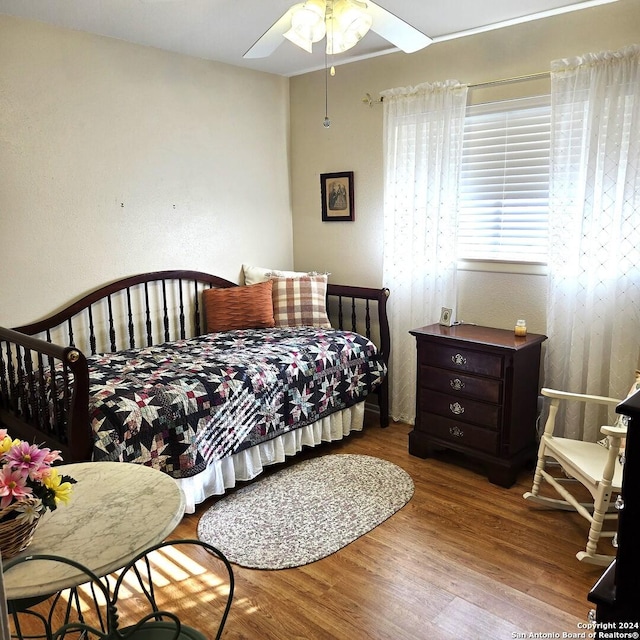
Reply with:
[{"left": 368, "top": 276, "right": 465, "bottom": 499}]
[{"left": 88, "top": 327, "right": 387, "bottom": 478}]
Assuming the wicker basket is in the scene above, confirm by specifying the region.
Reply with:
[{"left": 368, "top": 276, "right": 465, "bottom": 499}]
[{"left": 0, "top": 499, "right": 41, "bottom": 559}]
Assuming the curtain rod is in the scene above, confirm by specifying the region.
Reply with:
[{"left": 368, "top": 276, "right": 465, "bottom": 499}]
[
  {"left": 469, "top": 70, "right": 550, "bottom": 89},
  {"left": 363, "top": 71, "right": 551, "bottom": 106}
]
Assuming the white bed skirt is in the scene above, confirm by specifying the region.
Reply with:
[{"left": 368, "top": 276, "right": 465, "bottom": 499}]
[{"left": 176, "top": 401, "right": 365, "bottom": 514}]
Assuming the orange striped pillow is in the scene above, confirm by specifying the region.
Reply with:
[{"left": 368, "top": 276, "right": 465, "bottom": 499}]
[{"left": 203, "top": 281, "right": 275, "bottom": 333}]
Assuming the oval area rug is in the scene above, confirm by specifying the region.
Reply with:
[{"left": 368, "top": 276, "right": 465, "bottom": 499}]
[{"left": 197, "top": 454, "right": 414, "bottom": 570}]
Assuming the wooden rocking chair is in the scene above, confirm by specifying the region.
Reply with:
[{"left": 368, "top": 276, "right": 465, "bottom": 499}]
[{"left": 523, "top": 387, "right": 626, "bottom": 566}]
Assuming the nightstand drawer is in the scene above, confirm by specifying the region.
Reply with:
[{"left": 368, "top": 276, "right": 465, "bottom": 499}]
[
  {"left": 420, "top": 365, "right": 502, "bottom": 404},
  {"left": 421, "top": 388, "right": 501, "bottom": 429},
  {"left": 420, "top": 344, "right": 503, "bottom": 378},
  {"left": 419, "top": 413, "right": 498, "bottom": 455}
]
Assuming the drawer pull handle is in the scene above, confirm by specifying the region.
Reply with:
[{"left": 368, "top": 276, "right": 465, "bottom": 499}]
[
  {"left": 451, "top": 353, "right": 467, "bottom": 366},
  {"left": 449, "top": 426, "right": 464, "bottom": 438},
  {"left": 450, "top": 402, "right": 465, "bottom": 415},
  {"left": 450, "top": 378, "right": 465, "bottom": 391}
]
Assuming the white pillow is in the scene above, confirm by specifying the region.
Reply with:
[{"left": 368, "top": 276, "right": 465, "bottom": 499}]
[{"left": 243, "top": 264, "right": 322, "bottom": 285}]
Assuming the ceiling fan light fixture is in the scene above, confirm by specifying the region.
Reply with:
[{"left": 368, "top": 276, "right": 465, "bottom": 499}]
[
  {"left": 302, "top": 0, "right": 327, "bottom": 20},
  {"left": 326, "top": 0, "right": 372, "bottom": 54},
  {"left": 333, "top": 0, "right": 372, "bottom": 34},
  {"left": 283, "top": 27, "right": 314, "bottom": 53},
  {"left": 284, "top": 0, "right": 327, "bottom": 51},
  {"left": 325, "top": 23, "right": 356, "bottom": 54},
  {"left": 244, "top": 0, "right": 434, "bottom": 62}
]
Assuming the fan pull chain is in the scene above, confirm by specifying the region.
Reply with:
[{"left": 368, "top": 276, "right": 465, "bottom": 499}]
[{"left": 323, "top": 46, "right": 331, "bottom": 128}]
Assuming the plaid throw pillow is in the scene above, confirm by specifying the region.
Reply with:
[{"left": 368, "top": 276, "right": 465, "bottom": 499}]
[{"left": 271, "top": 275, "right": 331, "bottom": 328}]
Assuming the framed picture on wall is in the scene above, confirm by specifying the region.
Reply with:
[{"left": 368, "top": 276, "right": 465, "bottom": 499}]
[{"left": 321, "top": 171, "right": 355, "bottom": 222}]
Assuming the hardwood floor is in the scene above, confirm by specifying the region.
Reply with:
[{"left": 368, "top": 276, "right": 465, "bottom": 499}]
[
  {"left": 9, "top": 416, "right": 608, "bottom": 639},
  {"left": 171, "top": 416, "right": 606, "bottom": 640}
]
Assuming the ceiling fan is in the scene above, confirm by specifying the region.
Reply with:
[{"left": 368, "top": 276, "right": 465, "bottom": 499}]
[{"left": 243, "top": 0, "right": 432, "bottom": 59}]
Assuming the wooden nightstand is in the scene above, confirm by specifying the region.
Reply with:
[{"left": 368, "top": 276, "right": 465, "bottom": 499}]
[{"left": 409, "top": 323, "right": 547, "bottom": 487}]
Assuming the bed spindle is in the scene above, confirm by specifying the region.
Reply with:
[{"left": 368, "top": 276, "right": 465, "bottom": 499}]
[
  {"left": 9, "top": 354, "right": 20, "bottom": 418},
  {"left": 193, "top": 281, "right": 202, "bottom": 336},
  {"left": 126, "top": 287, "right": 135, "bottom": 349},
  {"left": 8, "top": 345, "right": 19, "bottom": 415},
  {"left": 60, "top": 362, "right": 71, "bottom": 430},
  {"left": 350, "top": 299, "right": 357, "bottom": 333},
  {"left": 0, "top": 343, "right": 14, "bottom": 415},
  {"left": 364, "top": 300, "right": 372, "bottom": 340},
  {"left": 23, "top": 349, "right": 37, "bottom": 424},
  {"left": 2, "top": 344, "right": 13, "bottom": 413},
  {"left": 14, "top": 347, "right": 29, "bottom": 422},
  {"left": 144, "top": 283, "right": 153, "bottom": 347},
  {"left": 178, "top": 280, "right": 186, "bottom": 340},
  {"left": 88, "top": 305, "right": 97, "bottom": 355},
  {"left": 36, "top": 352, "right": 50, "bottom": 432},
  {"left": 0, "top": 344, "right": 8, "bottom": 408},
  {"left": 336, "top": 296, "right": 344, "bottom": 329},
  {"left": 48, "top": 354, "right": 62, "bottom": 436},
  {"left": 107, "top": 295, "right": 117, "bottom": 352},
  {"left": 67, "top": 318, "right": 75, "bottom": 348},
  {"left": 162, "top": 280, "right": 170, "bottom": 343}
]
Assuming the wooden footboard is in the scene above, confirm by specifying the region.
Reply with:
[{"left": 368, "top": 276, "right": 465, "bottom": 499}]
[
  {"left": 0, "top": 327, "right": 90, "bottom": 461},
  {"left": 0, "top": 271, "right": 390, "bottom": 462}
]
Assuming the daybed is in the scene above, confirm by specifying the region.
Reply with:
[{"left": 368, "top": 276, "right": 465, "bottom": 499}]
[{"left": 0, "top": 269, "right": 389, "bottom": 512}]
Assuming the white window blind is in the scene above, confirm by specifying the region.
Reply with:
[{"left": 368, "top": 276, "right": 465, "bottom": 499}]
[{"left": 458, "top": 95, "right": 551, "bottom": 263}]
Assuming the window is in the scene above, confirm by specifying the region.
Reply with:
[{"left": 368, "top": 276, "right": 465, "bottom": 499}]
[{"left": 457, "top": 95, "right": 551, "bottom": 264}]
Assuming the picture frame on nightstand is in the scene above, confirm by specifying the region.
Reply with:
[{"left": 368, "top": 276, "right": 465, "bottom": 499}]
[{"left": 439, "top": 307, "right": 453, "bottom": 327}]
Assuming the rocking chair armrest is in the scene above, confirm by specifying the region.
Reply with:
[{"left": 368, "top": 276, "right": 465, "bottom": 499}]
[
  {"left": 600, "top": 424, "right": 627, "bottom": 438},
  {"left": 541, "top": 388, "right": 621, "bottom": 407}
]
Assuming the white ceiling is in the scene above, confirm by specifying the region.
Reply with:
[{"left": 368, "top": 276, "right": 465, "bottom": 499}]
[{"left": 0, "top": 0, "right": 617, "bottom": 77}]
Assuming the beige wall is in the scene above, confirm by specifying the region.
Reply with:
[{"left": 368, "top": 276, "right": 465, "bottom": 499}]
[
  {"left": 2, "top": 4, "right": 639, "bottom": 335},
  {"left": 289, "top": 0, "right": 640, "bottom": 335},
  {"left": 0, "top": 15, "right": 292, "bottom": 326}
]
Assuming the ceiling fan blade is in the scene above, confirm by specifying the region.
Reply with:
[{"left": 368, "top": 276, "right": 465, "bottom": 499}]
[
  {"left": 243, "top": 8, "right": 296, "bottom": 59},
  {"left": 366, "top": 0, "right": 432, "bottom": 53}
]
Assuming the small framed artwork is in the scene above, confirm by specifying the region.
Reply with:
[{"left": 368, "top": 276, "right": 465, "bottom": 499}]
[
  {"left": 321, "top": 171, "right": 355, "bottom": 222},
  {"left": 439, "top": 307, "right": 453, "bottom": 327}
]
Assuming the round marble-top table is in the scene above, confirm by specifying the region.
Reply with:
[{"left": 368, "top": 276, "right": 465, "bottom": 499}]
[{"left": 3, "top": 461, "right": 185, "bottom": 601}]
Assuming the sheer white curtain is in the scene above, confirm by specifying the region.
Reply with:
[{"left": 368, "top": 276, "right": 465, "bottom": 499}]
[
  {"left": 381, "top": 81, "right": 468, "bottom": 423},
  {"left": 546, "top": 45, "right": 640, "bottom": 440}
]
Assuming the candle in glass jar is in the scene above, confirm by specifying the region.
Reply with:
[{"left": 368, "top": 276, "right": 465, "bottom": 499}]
[{"left": 515, "top": 319, "right": 527, "bottom": 336}]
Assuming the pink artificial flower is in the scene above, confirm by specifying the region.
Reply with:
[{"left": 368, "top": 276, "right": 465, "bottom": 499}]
[
  {"left": 5, "top": 441, "right": 48, "bottom": 473},
  {"left": 0, "top": 467, "right": 33, "bottom": 509},
  {"left": 42, "top": 449, "right": 63, "bottom": 465},
  {"left": 29, "top": 466, "right": 49, "bottom": 483}
]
